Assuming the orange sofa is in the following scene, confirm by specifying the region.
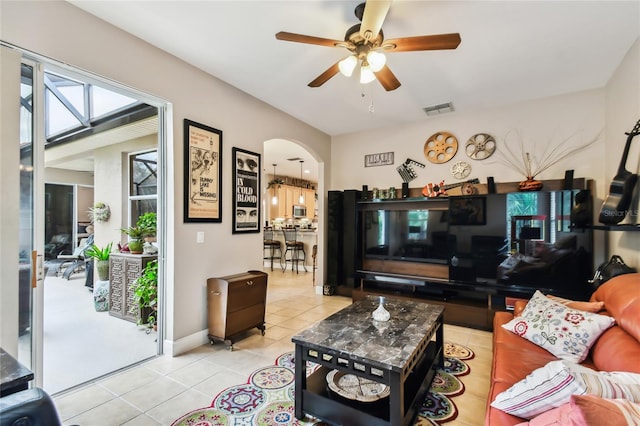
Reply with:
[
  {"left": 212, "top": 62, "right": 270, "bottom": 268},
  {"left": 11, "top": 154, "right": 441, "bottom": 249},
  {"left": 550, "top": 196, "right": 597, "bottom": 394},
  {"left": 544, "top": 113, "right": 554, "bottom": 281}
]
[{"left": 485, "top": 273, "right": 640, "bottom": 425}]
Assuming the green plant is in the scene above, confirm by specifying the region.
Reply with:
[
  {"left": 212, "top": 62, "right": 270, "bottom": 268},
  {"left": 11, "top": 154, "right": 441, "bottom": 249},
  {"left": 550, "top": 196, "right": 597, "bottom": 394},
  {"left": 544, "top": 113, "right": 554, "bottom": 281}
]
[
  {"left": 136, "top": 212, "right": 157, "bottom": 237},
  {"left": 121, "top": 226, "right": 147, "bottom": 240},
  {"left": 134, "top": 259, "right": 158, "bottom": 327},
  {"left": 88, "top": 202, "right": 111, "bottom": 223},
  {"left": 84, "top": 242, "right": 113, "bottom": 261},
  {"left": 267, "top": 178, "right": 284, "bottom": 189}
]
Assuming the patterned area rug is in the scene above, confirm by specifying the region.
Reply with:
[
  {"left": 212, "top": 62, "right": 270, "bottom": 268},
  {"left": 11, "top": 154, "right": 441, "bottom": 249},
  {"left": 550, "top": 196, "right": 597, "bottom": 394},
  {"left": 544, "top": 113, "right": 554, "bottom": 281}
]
[{"left": 171, "top": 342, "right": 474, "bottom": 426}]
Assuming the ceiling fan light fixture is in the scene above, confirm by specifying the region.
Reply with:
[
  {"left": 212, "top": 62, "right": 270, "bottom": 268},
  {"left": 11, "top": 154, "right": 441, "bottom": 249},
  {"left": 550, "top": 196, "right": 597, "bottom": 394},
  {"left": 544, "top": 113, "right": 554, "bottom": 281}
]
[
  {"left": 360, "top": 64, "right": 376, "bottom": 84},
  {"left": 338, "top": 55, "right": 358, "bottom": 77},
  {"left": 367, "top": 51, "right": 386, "bottom": 72}
]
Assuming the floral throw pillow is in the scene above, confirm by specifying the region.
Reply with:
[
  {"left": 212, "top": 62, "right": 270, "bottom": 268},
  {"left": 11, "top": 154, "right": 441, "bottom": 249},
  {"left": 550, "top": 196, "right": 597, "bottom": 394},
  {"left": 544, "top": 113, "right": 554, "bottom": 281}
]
[{"left": 502, "top": 290, "right": 615, "bottom": 363}]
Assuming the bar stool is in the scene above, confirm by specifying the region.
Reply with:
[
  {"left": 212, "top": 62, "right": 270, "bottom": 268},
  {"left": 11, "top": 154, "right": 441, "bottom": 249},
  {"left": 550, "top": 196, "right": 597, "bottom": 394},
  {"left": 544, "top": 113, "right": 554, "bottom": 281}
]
[
  {"left": 281, "top": 229, "right": 307, "bottom": 273},
  {"left": 263, "top": 229, "right": 282, "bottom": 271},
  {"left": 312, "top": 244, "right": 318, "bottom": 284}
]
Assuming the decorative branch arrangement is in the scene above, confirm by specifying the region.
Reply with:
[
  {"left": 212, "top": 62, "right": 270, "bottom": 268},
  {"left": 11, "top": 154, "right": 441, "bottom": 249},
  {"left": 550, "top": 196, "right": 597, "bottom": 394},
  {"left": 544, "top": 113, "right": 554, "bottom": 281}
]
[{"left": 497, "top": 129, "right": 602, "bottom": 190}]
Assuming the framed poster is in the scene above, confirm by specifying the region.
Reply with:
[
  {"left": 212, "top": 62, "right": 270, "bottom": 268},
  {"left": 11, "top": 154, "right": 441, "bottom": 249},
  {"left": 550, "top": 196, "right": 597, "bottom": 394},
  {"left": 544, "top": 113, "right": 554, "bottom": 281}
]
[
  {"left": 184, "top": 119, "right": 222, "bottom": 223},
  {"left": 232, "top": 147, "right": 261, "bottom": 233}
]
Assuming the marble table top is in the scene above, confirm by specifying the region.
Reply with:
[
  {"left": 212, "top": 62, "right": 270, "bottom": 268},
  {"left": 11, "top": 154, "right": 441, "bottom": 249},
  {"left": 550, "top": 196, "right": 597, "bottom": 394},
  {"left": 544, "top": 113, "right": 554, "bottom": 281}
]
[
  {"left": 292, "top": 295, "right": 444, "bottom": 371},
  {"left": 0, "top": 347, "right": 33, "bottom": 395}
]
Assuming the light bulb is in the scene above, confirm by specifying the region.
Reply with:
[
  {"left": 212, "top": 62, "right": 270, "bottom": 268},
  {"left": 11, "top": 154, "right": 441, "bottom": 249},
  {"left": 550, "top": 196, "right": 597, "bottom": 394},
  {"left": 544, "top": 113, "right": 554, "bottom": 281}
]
[
  {"left": 367, "top": 51, "right": 386, "bottom": 72},
  {"left": 299, "top": 194, "right": 304, "bottom": 204},
  {"left": 338, "top": 55, "right": 358, "bottom": 77},
  {"left": 360, "top": 65, "right": 376, "bottom": 84},
  {"left": 272, "top": 195, "right": 277, "bottom": 205}
]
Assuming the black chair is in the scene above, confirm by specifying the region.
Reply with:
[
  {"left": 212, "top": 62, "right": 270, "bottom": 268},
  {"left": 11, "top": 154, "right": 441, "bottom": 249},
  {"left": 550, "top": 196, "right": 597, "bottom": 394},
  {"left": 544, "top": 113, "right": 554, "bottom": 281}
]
[
  {"left": 0, "top": 388, "right": 62, "bottom": 426},
  {"left": 263, "top": 229, "right": 282, "bottom": 271},
  {"left": 281, "top": 229, "right": 307, "bottom": 273}
]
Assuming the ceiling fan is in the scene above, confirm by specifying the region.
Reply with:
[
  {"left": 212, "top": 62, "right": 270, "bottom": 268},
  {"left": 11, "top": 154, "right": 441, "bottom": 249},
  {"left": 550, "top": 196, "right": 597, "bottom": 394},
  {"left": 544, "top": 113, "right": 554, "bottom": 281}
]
[{"left": 275, "top": 0, "right": 461, "bottom": 91}]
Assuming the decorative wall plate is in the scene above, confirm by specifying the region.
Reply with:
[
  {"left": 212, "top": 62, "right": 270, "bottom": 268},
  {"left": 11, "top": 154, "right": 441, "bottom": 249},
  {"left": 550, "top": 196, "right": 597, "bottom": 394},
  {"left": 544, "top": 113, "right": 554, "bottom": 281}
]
[
  {"left": 465, "top": 133, "right": 496, "bottom": 160},
  {"left": 424, "top": 132, "right": 458, "bottom": 164},
  {"left": 450, "top": 161, "right": 471, "bottom": 179},
  {"left": 326, "top": 370, "right": 390, "bottom": 402}
]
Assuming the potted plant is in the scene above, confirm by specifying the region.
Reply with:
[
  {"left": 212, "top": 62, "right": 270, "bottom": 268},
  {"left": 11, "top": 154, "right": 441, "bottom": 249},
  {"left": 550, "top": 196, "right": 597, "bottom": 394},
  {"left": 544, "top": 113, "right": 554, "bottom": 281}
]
[
  {"left": 84, "top": 242, "right": 113, "bottom": 281},
  {"left": 137, "top": 212, "right": 157, "bottom": 240},
  {"left": 88, "top": 202, "right": 111, "bottom": 224},
  {"left": 134, "top": 259, "right": 158, "bottom": 330},
  {"left": 121, "top": 226, "right": 147, "bottom": 254}
]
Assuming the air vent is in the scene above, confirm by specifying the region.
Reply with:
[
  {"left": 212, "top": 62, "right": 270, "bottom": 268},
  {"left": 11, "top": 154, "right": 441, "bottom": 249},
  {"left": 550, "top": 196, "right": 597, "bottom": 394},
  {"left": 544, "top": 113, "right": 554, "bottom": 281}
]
[{"left": 423, "top": 102, "right": 455, "bottom": 116}]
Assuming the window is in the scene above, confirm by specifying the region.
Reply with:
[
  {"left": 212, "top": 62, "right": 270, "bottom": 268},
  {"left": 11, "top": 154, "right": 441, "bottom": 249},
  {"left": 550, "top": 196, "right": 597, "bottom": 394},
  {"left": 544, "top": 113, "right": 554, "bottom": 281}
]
[{"left": 129, "top": 150, "right": 157, "bottom": 227}]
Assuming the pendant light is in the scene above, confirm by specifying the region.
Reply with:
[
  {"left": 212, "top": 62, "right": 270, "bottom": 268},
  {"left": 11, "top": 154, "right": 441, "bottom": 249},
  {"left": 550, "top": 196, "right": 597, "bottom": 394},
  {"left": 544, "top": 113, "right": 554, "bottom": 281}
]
[
  {"left": 299, "top": 160, "right": 305, "bottom": 204},
  {"left": 271, "top": 164, "right": 278, "bottom": 205}
]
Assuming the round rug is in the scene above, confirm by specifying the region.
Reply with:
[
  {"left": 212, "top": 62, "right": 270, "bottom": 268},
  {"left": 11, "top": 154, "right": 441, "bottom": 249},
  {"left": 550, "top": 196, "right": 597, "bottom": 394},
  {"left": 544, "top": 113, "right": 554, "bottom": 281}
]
[
  {"left": 430, "top": 371, "right": 464, "bottom": 396},
  {"left": 214, "top": 384, "right": 267, "bottom": 414},
  {"left": 444, "top": 342, "right": 474, "bottom": 360},
  {"left": 171, "top": 407, "right": 230, "bottom": 426},
  {"left": 416, "top": 391, "right": 458, "bottom": 423},
  {"left": 250, "top": 366, "right": 294, "bottom": 389}
]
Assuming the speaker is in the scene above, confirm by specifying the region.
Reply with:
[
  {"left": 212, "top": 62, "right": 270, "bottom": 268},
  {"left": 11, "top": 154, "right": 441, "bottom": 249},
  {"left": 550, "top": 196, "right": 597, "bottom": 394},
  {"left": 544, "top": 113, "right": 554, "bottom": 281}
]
[
  {"left": 563, "top": 169, "right": 574, "bottom": 190},
  {"left": 361, "top": 185, "right": 368, "bottom": 200},
  {"left": 326, "top": 191, "right": 344, "bottom": 286},
  {"left": 487, "top": 177, "right": 496, "bottom": 194},
  {"left": 402, "top": 182, "right": 409, "bottom": 198}
]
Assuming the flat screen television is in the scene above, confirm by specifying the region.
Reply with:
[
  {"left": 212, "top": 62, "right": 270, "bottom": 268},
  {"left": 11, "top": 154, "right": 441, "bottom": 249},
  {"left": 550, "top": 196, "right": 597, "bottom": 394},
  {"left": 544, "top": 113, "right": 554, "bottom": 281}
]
[
  {"left": 448, "top": 190, "right": 593, "bottom": 294},
  {"left": 362, "top": 206, "right": 450, "bottom": 264}
]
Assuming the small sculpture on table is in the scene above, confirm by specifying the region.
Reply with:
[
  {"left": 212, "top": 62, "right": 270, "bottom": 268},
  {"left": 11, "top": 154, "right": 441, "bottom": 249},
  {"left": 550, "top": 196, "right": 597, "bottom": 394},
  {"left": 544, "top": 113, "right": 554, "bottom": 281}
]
[{"left": 372, "top": 296, "right": 390, "bottom": 322}]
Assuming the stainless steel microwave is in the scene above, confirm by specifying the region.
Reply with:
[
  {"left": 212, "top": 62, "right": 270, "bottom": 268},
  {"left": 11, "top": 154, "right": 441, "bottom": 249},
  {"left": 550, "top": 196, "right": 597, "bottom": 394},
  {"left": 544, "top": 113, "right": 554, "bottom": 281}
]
[{"left": 292, "top": 205, "right": 307, "bottom": 218}]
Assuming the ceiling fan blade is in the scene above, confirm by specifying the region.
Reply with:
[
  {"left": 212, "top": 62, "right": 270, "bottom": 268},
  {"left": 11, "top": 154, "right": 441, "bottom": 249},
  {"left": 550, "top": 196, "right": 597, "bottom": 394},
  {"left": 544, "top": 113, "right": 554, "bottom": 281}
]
[
  {"left": 382, "top": 33, "right": 461, "bottom": 52},
  {"left": 276, "top": 31, "right": 345, "bottom": 48},
  {"left": 308, "top": 62, "right": 341, "bottom": 88},
  {"left": 375, "top": 65, "right": 401, "bottom": 91},
  {"left": 360, "top": 0, "right": 392, "bottom": 42}
]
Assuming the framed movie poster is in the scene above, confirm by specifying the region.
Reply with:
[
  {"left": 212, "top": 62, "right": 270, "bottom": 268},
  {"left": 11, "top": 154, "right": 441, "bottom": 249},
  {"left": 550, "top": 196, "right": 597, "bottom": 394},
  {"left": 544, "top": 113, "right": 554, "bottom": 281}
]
[
  {"left": 232, "top": 147, "right": 261, "bottom": 233},
  {"left": 184, "top": 119, "right": 222, "bottom": 223}
]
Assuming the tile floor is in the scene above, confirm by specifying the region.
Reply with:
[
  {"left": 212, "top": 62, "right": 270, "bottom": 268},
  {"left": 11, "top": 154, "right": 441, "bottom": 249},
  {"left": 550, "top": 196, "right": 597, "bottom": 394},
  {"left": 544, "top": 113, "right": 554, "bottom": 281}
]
[{"left": 52, "top": 268, "right": 493, "bottom": 425}]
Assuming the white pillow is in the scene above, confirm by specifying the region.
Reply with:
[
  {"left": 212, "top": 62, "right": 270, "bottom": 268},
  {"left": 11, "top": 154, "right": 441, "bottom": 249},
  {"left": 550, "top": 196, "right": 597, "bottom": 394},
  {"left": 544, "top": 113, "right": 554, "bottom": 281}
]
[
  {"left": 502, "top": 290, "right": 614, "bottom": 363},
  {"left": 491, "top": 359, "right": 640, "bottom": 419}
]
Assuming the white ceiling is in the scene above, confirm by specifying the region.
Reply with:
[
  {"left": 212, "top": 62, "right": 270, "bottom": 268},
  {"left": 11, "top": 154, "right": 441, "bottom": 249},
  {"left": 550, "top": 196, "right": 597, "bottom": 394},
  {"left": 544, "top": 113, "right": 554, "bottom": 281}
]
[{"left": 65, "top": 0, "right": 640, "bottom": 180}]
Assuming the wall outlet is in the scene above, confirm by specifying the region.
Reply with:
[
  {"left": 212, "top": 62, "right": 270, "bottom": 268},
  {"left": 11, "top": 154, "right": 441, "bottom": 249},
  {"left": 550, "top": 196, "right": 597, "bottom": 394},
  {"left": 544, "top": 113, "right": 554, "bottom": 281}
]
[{"left": 196, "top": 231, "right": 204, "bottom": 243}]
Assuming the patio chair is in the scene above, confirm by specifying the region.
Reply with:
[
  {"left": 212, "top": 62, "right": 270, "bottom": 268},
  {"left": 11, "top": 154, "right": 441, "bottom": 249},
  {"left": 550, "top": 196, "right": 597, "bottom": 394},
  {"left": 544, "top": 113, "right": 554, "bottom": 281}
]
[{"left": 56, "top": 236, "right": 92, "bottom": 280}]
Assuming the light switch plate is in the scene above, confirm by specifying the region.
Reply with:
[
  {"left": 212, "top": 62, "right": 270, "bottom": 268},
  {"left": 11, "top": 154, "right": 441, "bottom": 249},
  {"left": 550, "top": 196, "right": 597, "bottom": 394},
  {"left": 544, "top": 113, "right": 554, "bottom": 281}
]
[{"left": 197, "top": 231, "right": 204, "bottom": 243}]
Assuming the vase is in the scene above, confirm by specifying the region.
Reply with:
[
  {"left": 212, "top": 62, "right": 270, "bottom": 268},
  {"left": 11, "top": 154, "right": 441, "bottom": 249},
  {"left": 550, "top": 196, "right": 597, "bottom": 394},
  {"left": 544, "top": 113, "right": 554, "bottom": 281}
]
[
  {"left": 96, "top": 259, "right": 109, "bottom": 281},
  {"left": 518, "top": 176, "right": 543, "bottom": 191},
  {"left": 128, "top": 239, "right": 144, "bottom": 254},
  {"left": 372, "top": 296, "right": 390, "bottom": 322}
]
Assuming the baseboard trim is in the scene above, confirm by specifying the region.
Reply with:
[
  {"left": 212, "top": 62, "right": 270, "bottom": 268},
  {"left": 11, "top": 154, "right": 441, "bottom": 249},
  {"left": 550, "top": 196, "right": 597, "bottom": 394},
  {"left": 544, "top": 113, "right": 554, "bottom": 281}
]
[{"left": 163, "top": 329, "right": 210, "bottom": 357}]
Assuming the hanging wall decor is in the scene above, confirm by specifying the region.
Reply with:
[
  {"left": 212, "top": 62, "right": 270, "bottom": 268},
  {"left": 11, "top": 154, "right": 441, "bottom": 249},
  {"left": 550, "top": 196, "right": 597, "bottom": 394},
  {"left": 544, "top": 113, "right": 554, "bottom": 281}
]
[
  {"left": 232, "top": 147, "right": 261, "bottom": 234},
  {"left": 424, "top": 131, "right": 458, "bottom": 164},
  {"left": 184, "top": 119, "right": 222, "bottom": 223}
]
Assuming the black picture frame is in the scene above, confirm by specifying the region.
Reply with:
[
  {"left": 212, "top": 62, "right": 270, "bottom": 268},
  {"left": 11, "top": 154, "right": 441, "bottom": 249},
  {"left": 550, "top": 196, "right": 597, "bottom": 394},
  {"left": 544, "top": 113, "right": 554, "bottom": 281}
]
[
  {"left": 232, "top": 147, "right": 261, "bottom": 234},
  {"left": 449, "top": 196, "right": 487, "bottom": 226},
  {"left": 184, "top": 119, "right": 222, "bottom": 223}
]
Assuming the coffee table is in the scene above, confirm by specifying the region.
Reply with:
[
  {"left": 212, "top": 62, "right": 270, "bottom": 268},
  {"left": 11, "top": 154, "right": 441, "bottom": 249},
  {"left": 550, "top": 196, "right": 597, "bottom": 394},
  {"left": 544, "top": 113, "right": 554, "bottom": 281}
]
[{"left": 292, "top": 295, "right": 444, "bottom": 426}]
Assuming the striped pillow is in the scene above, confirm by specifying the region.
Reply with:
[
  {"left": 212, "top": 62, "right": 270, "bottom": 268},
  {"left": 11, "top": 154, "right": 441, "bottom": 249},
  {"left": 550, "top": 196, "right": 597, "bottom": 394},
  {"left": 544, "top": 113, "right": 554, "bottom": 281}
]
[{"left": 491, "top": 359, "right": 640, "bottom": 419}]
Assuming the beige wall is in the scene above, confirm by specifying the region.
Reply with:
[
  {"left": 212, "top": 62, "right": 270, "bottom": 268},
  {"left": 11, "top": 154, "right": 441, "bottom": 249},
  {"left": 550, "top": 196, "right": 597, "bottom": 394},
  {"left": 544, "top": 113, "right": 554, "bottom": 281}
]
[
  {"left": 604, "top": 38, "right": 640, "bottom": 269},
  {"left": 0, "top": 1, "right": 332, "bottom": 355},
  {"left": 1, "top": 1, "right": 637, "bottom": 359}
]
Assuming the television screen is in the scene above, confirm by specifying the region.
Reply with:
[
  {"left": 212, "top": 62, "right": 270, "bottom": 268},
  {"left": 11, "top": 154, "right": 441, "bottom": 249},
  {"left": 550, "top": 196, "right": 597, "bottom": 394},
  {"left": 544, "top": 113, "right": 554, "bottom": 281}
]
[{"left": 363, "top": 207, "right": 449, "bottom": 264}]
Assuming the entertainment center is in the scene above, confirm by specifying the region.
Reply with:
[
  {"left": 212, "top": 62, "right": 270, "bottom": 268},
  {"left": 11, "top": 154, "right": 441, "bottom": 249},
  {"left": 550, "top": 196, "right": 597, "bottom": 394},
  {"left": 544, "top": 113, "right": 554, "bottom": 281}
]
[{"left": 327, "top": 179, "right": 596, "bottom": 330}]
